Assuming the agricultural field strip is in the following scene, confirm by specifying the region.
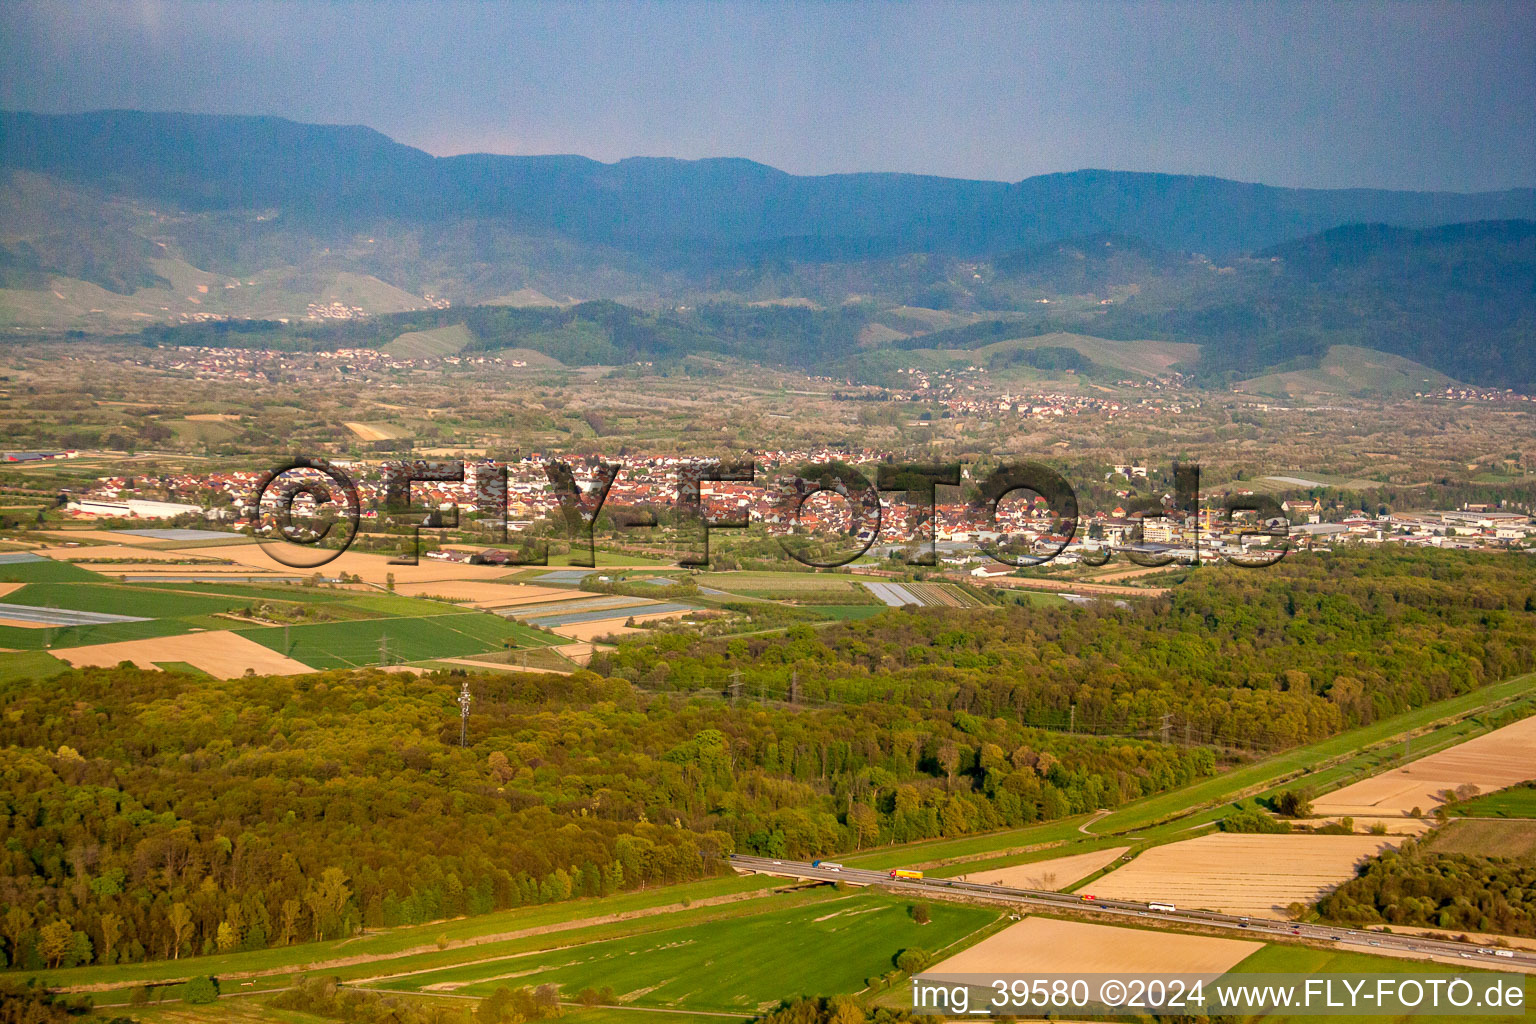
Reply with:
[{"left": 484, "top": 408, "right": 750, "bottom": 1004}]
[
  {"left": 1312, "top": 712, "right": 1536, "bottom": 817},
  {"left": 365, "top": 893, "right": 866, "bottom": 991},
  {"left": 376, "top": 892, "right": 1000, "bottom": 1014},
  {"left": 42, "top": 879, "right": 787, "bottom": 993},
  {"left": 0, "top": 600, "right": 150, "bottom": 625},
  {"left": 526, "top": 603, "right": 696, "bottom": 628},
  {"left": 956, "top": 846, "right": 1130, "bottom": 890},
  {"left": 499, "top": 596, "right": 666, "bottom": 619},
  {"left": 1085, "top": 834, "right": 1400, "bottom": 916},
  {"left": 864, "top": 581, "right": 921, "bottom": 607},
  {"left": 45, "top": 881, "right": 789, "bottom": 994},
  {"left": 926, "top": 915, "right": 1260, "bottom": 977},
  {"left": 237, "top": 612, "right": 551, "bottom": 668}
]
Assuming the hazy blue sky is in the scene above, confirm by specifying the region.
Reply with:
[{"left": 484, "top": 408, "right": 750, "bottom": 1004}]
[{"left": 3, "top": 1, "right": 1533, "bottom": 190}]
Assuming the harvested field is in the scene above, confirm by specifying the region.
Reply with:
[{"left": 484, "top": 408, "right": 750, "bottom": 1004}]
[
  {"left": 185, "top": 413, "right": 241, "bottom": 422},
  {"left": 0, "top": 583, "right": 21, "bottom": 599},
  {"left": 550, "top": 609, "right": 690, "bottom": 638},
  {"left": 183, "top": 544, "right": 519, "bottom": 585},
  {"left": 33, "top": 530, "right": 164, "bottom": 545},
  {"left": 343, "top": 421, "right": 406, "bottom": 441},
  {"left": 926, "top": 916, "right": 1259, "bottom": 977},
  {"left": 392, "top": 581, "right": 577, "bottom": 607},
  {"left": 54, "top": 630, "right": 313, "bottom": 677},
  {"left": 113, "top": 564, "right": 286, "bottom": 578},
  {"left": 40, "top": 545, "right": 224, "bottom": 562},
  {"left": 1086, "top": 833, "right": 1399, "bottom": 917},
  {"left": 1426, "top": 818, "right": 1536, "bottom": 859},
  {"left": 958, "top": 847, "right": 1129, "bottom": 889},
  {"left": 1312, "top": 714, "right": 1536, "bottom": 817},
  {"left": 550, "top": 620, "right": 647, "bottom": 641}
]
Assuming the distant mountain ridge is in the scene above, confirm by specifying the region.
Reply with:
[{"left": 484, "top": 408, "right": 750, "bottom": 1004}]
[
  {"left": 5, "top": 109, "right": 1535, "bottom": 259},
  {"left": 2, "top": 109, "right": 1534, "bottom": 391}
]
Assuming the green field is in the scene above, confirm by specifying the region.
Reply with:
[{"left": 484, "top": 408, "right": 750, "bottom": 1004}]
[
  {"left": 238, "top": 612, "right": 556, "bottom": 668},
  {"left": 547, "top": 550, "right": 673, "bottom": 567},
  {"left": 379, "top": 891, "right": 1000, "bottom": 1012},
  {"left": 35, "top": 876, "right": 781, "bottom": 992},
  {"left": 0, "top": 557, "right": 103, "bottom": 583},
  {"left": 1228, "top": 943, "right": 1523, "bottom": 1024},
  {"left": 4, "top": 580, "right": 250, "bottom": 617},
  {"left": 1450, "top": 782, "right": 1536, "bottom": 818},
  {"left": 697, "top": 571, "right": 866, "bottom": 598},
  {"left": 0, "top": 576, "right": 479, "bottom": 652},
  {"left": 0, "top": 648, "right": 69, "bottom": 683}
]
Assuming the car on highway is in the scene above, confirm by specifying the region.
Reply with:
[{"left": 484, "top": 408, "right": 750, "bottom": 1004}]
[{"left": 1081, "top": 894, "right": 1096, "bottom": 901}]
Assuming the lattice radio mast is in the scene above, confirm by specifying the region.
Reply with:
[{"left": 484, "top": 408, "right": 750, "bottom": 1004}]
[{"left": 458, "top": 680, "right": 472, "bottom": 747}]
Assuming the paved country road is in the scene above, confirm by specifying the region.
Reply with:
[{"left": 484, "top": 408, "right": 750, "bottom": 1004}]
[{"left": 729, "top": 855, "right": 1536, "bottom": 972}]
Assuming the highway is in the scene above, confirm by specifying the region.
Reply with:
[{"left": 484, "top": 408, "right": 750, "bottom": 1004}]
[{"left": 729, "top": 854, "right": 1536, "bottom": 970}]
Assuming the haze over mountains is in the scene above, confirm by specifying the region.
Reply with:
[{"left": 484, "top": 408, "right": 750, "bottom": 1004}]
[{"left": 2, "top": 109, "right": 1534, "bottom": 390}]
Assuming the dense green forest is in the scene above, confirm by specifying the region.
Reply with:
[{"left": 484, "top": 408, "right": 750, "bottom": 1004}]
[
  {"left": 1318, "top": 839, "right": 1536, "bottom": 937},
  {"left": 0, "top": 662, "right": 1207, "bottom": 971},
  {"left": 594, "top": 550, "right": 1536, "bottom": 748}
]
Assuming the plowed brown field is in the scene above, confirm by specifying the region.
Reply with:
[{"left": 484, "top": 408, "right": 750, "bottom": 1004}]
[
  {"left": 1086, "top": 833, "right": 1398, "bottom": 917},
  {"left": 54, "top": 630, "right": 314, "bottom": 677},
  {"left": 959, "top": 847, "right": 1129, "bottom": 889},
  {"left": 926, "top": 916, "right": 1259, "bottom": 976},
  {"left": 1312, "top": 714, "right": 1536, "bottom": 817}
]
